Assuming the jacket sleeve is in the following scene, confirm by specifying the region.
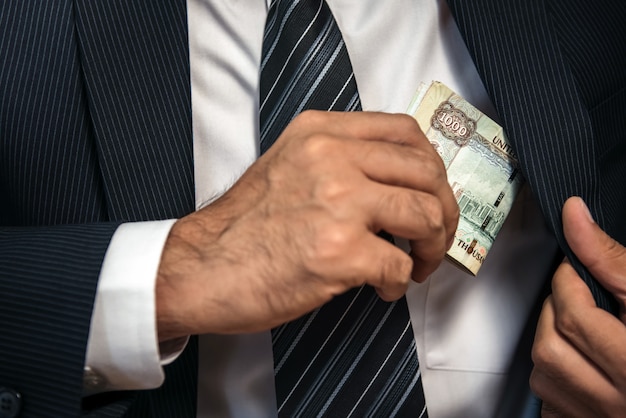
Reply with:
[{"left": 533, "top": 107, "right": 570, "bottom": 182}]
[{"left": 0, "top": 223, "right": 120, "bottom": 416}]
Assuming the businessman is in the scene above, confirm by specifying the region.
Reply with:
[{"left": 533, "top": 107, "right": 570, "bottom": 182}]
[{"left": 1, "top": 0, "right": 625, "bottom": 417}]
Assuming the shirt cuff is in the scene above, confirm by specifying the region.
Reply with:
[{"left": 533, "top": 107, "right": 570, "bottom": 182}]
[{"left": 84, "top": 219, "right": 180, "bottom": 393}]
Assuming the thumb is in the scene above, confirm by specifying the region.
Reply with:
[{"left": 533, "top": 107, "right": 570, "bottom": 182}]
[{"left": 563, "top": 196, "right": 626, "bottom": 312}]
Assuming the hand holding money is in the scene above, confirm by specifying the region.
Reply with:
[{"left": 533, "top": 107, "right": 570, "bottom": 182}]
[
  {"left": 408, "top": 81, "right": 523, "bottom": 275},
  {"left": 157, "top": 111, "right": 458, "bottom": 340}
]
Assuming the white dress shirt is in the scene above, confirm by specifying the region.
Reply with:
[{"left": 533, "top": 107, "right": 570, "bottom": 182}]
[{"left": 86, "top": 0, "right": 559, "bottom": 416}]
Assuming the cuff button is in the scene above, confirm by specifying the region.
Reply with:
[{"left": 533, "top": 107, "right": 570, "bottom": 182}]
[
  {"left": 0, "top": 387, "right": 22, "bottom": 418},
  {"left": 83, "top": 367, "right": 107, "bottom": 391}
]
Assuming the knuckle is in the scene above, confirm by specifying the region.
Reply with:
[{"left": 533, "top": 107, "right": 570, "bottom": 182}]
[
  {"left": 311, "top": 223, "right": 357, "bottom": 262},
  {"left": 531, "top": 338, "right": 563, "bottom": 374},
  {"left": 315, "top": 176, "right": 351, "bottom": 204},
  {"left": 415, "top": 149, "right": 447, "bottom": 182},
  {"left": 294, "top": 109, "right": 325, "bottom": 127},
  {"left": 418, "top": 195, "right": 445, "bottom": 232},
  {"left": 301, "top": 133, "right": 337, "bottom": 162},
  {"left": 392, "top": 193, "right": 445, "bottom": 235},
  {"left": 394, "top": 113, "right": 421, "bottom": 133},
  {"left": 383, "top": 253, "right": 412, "bottom": 282},
  {"left": 554, "top": 309, "right": 580, "bottom": 339},
  {"left": 376, "top": 254, "right": 412, "bottom": 294}
]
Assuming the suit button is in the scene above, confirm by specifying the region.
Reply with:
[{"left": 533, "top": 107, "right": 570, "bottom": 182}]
[{"left": 0, "top": 387, "right": 22, "bottom": 418}]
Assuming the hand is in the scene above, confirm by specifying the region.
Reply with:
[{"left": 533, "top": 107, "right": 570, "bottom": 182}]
[
  {"left": 155, "top": 111, "right": 459, "bottom": 341},
  {"left": 530, "top": 197, "right": 626, "bottom": 417}
]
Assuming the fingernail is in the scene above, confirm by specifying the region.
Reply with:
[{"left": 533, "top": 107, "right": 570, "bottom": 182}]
[{"left": 578, "top": 198, "right": 594, "bottom": 223}]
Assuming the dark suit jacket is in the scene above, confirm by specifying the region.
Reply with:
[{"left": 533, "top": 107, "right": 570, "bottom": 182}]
[{"left": 1, "top": 0, "right": 624, "bottom": 416}]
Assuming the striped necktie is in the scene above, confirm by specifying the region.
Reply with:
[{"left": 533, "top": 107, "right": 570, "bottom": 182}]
[{"left": 260, "top": 1, "right": 428, "bottom": 416}]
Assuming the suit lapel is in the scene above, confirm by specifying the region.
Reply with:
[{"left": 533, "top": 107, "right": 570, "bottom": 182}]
[
  {"left": 448, "top": 1, "right": 619, "bottom": 416},
  {"left": 447, "top": 0, "right": 615, "bottom": 311},
  {"left": 74, "top": 0, "right": 195, "bottom": 222}
]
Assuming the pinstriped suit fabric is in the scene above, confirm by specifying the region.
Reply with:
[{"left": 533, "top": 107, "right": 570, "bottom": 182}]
[
  {"left": 448, "top": 1, "right": 626, "bottom": 416},
  {"left": 0, "top": 1, "right": 107, "bottom": 226},
  {"left": 548, "top": 1, "right": 626, "bottom": 110},
  {"left": 593, "top": 89, "right": 626, "bottom": 243},
  {"left": 1, "top": 0, "right": 623, "bottom": 416},
  {"left": 1, "top": 0, "right": 197, "bottom": 416},
  {"left": 548, "top": 1, "right": 626, "bottom": 242},
  {"left": 447, "top": 0, "right": 621, "bottom": 312},
  {"left": 74, "top": 0, "right": 195, "bottom": 222},
  {"left": 84, "top": 397, "right": 136, "bottom": 418},
  {"left": 0, "top": 2, "right": 115, "bottom": 415},
  {"left": 0, "top": 225, "right": 118, "bottom": 416},
  {"left": 75, "top": 1, "right": 199, "bottom": 416}
]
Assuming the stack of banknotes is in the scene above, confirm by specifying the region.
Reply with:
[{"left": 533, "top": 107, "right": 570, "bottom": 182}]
[{"left": 407, "top": 81, "right": 523, "bottom": 275}]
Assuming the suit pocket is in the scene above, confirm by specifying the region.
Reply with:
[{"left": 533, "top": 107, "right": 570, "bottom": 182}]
[{"left": 422, "top": 187, "right": 557, "bottom": 373}]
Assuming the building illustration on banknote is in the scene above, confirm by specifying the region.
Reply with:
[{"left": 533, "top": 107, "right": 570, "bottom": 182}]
[
  {"left": 408, "top": 81, "right": 524, "bottom": 275},
  {"left": 451, "top": 182, "right": 505, "bottom": 240}
]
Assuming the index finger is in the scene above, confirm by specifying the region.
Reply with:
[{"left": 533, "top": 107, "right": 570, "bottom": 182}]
[{"left": 322, "top": 111, "right": 429, "bottom": 147}]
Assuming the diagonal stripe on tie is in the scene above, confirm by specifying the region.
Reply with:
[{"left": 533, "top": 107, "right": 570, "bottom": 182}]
[
  {"left": 260, "top": 0, "right": 360, "bottom": 154},
  {"left": 260, "top": 1, "right": 428, "bottom": 416}
]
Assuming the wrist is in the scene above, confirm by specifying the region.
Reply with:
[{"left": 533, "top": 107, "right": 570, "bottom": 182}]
[
  {"left": 156, "top": 217, "right": 199, "bottom": 342},
  {"left": 155, "top": 210, "right": 232, "bottom": 341}
]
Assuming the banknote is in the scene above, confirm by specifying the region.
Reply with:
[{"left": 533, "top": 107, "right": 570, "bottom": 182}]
[{"left": 407, "top": 81, "right": 523, "bottom": 275}]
